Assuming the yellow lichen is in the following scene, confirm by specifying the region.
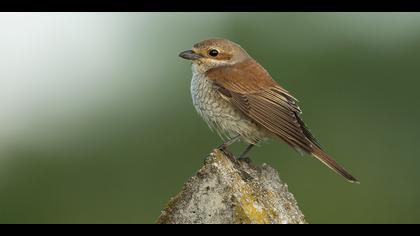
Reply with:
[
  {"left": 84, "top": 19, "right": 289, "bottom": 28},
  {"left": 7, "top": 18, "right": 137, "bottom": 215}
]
[
  {"left": 232, "top": 182, "right": 275, "bottom": 224},
  {"left": 235, "top": 195, "right": 270, "bottom": 223}
]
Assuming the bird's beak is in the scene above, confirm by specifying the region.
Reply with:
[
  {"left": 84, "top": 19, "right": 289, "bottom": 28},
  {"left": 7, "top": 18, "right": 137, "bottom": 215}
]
[{"left": 179, "top": 50, "right": 202, "bottom": 60}]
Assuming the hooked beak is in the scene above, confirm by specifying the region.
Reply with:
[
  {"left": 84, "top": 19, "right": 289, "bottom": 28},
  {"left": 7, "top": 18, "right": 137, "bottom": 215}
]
[{"left": 179, "top": 50, "right": 202, "bottom": 60}]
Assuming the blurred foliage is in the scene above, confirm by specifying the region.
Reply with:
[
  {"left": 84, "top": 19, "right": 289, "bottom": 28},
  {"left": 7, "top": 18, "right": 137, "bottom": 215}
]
[{"left": 0, "top": 13, "right": 420, "bottom": 223}]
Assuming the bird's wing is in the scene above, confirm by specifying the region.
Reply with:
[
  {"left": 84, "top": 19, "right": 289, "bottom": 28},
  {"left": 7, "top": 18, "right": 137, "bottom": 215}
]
[
  {"left": 205, "top": 59, "right": 358, "bottom": 183},
  {"left": 205, "top": 59, "right": 319, "bottom": 153}
]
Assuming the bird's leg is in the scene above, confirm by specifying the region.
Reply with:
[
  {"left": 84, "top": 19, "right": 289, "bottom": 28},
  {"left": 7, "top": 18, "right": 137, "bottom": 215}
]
[
  {"left": 204, "top": 135, "right": 241, "bottom": 164},
  {"left": 237, "top": 144, "right": 254, "bottom": 163},
  {"left": 216, "top": 135, "right": 241, "bottom": 161},
  {"left": 217, "top": 134, "right": 241, "bottom": 150}
]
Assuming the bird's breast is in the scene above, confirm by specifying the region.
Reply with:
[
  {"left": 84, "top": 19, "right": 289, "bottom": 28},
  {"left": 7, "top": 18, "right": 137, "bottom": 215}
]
[
  {"left": 190, "top": 72, "right": 230, "bottom": 122},
  {"left": 190, "top": 68, "right": 266, "bottom": 144}
]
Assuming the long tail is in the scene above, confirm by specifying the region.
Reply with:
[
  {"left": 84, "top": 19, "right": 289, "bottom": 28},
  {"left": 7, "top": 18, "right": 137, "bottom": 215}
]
[{"left": 311, "top": 147, "right": 359, "bottom": 183}]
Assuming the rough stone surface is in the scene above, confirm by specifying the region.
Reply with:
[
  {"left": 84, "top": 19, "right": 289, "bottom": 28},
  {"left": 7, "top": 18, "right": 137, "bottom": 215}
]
[{"left": 156, "top": 149, "right": 306, "bottom": 224}]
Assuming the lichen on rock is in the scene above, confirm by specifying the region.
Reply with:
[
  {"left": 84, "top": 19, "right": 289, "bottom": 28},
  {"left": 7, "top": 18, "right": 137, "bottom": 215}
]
[{"left": 156, "top": 149, "right": 306, "bottom": 224}]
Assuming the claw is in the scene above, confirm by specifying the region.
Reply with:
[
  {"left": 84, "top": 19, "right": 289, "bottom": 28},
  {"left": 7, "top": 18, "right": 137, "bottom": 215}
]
[{"left": 237, "top": 156, "right": 251, "bottom": 164}]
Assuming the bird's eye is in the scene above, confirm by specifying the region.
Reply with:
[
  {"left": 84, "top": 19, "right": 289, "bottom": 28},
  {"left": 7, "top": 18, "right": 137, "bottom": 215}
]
[{"left": 208, "top": 49, "right": 219, "bottom": 57}]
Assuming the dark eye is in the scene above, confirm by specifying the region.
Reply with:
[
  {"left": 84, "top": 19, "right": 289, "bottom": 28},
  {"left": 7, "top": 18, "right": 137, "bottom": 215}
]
[{"left": 208, "top": 49, "right": 219, "bottom": 57}]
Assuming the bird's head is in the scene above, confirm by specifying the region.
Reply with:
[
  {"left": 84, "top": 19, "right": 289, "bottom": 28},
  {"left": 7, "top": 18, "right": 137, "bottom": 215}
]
[{"left": 179, "top": 38, "right": 250, "bottom": 72}]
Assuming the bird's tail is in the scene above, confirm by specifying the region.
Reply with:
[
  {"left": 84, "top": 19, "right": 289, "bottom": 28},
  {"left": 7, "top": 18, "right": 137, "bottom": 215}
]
[{"left": 311, "top": 147, "right": 359, "bottom": 183}]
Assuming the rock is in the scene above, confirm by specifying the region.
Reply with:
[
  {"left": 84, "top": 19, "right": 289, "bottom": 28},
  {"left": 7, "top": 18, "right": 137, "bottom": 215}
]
[{"left": 156, "top": 149, "right": 306, "bottom": 224}]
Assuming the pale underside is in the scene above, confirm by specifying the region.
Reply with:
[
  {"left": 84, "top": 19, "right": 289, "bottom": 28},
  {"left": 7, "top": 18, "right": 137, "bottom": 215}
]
[{"left": 190, "top": 70, "right": 271, "bottom": 145}]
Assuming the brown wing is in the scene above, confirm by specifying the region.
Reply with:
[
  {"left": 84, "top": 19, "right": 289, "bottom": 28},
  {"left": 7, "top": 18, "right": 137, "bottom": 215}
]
[
  {"left": 206, "top": 59, "right": 319, "bottom": 153},
  {"left": 206, "top": 59, "right": 358, "bottom": 183}
]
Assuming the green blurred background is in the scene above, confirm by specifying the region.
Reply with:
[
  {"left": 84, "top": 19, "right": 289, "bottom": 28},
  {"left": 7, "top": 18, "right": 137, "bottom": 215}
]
[{"left": 0, "top": 12, "right": 419, "bottom": 223}]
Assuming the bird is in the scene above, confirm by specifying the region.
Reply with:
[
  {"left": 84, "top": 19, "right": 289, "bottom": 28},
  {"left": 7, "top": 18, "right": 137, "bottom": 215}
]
[{"left": 179, "top": 38, "right": 358, "bottom": 183}]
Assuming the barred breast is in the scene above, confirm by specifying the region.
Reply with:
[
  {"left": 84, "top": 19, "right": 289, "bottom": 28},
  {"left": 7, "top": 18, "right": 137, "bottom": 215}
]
[{"left": 190, "top": 68, "right": 267, "bottom": 144}]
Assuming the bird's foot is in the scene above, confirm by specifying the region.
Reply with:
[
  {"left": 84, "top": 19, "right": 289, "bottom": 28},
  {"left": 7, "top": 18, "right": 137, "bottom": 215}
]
[
  {"left": 237, "top": 156, "right": 252, "bottom": 164},
  {"left": 236, "top": 144, "right": 254, "bottom": 164},
  {"left": 217, "top": 143, "right": 227, "bottom": 150},
  {"left": 219, "top": 148, "right": 237, "bottom": 163}
]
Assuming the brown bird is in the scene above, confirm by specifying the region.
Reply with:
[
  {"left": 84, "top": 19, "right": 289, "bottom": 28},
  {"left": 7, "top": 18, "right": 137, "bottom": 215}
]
[{"left": 179, "top": 38, "right": 358, "bottom": 183}]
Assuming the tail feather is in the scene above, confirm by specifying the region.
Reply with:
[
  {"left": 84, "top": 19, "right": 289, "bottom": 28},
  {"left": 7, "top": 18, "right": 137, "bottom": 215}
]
[{"left": 311, "top": 147, "right": 359, "bottom": 183}]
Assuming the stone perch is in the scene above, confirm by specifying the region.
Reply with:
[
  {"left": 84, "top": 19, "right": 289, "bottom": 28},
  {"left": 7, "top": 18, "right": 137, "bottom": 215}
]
[{"left": 156, "top": 149, "right": 306, "bottom": 224}]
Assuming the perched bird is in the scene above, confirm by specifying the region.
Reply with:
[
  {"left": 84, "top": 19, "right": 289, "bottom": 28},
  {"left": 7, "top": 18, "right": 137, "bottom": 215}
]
[{"left": 179, "top": 38, "right": 358, "bottom": 183}]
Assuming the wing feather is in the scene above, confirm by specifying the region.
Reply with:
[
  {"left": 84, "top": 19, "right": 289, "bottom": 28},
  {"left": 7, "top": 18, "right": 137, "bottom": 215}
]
[{"left": 206, "top": 59, "right": 316, "bottom": 153}]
